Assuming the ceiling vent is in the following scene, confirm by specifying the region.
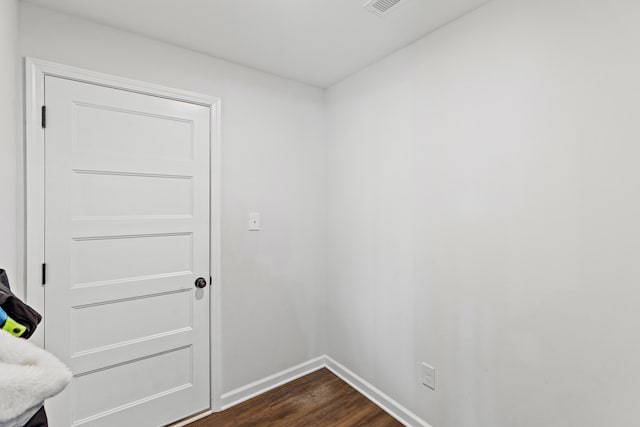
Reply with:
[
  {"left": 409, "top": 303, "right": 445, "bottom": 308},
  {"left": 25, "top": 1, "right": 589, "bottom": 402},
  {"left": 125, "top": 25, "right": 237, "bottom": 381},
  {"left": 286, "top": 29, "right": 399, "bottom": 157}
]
[{"left": 363, "top": 0, "right": 406, "bottom": 17}]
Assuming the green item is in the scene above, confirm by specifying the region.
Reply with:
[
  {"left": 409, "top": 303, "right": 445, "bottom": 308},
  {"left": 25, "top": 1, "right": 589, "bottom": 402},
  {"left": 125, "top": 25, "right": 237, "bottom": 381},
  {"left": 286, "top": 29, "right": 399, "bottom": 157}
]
[{"left": 1, "top": 316, "right": 27, "bottom": 337}]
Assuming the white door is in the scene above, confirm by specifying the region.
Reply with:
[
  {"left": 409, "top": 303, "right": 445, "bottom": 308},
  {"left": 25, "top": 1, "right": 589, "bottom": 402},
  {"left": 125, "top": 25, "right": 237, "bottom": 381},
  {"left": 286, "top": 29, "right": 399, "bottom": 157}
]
[{"left": 43, "top": 76, "right": 211, "bottom": 427}]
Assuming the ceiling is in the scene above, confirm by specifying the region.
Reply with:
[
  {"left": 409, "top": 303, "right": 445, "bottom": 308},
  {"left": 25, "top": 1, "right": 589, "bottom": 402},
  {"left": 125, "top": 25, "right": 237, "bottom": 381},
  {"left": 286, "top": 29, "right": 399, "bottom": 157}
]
[{"left": 22, "top": 0, "right": 489, "bottom": 87}]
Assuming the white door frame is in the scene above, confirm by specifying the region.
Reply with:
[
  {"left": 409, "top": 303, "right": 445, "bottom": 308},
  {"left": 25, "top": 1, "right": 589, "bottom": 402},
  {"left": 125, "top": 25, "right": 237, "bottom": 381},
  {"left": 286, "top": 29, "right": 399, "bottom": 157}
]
[{"left": 24, "top": 57, "right": 223, "bottom": 413}]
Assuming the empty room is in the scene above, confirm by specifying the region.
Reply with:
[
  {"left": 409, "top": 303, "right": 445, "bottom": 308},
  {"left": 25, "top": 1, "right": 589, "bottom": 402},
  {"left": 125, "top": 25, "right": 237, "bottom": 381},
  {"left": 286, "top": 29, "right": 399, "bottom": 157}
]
[{"left": 1, "top": 0, "right": 638, "bottom": 426}]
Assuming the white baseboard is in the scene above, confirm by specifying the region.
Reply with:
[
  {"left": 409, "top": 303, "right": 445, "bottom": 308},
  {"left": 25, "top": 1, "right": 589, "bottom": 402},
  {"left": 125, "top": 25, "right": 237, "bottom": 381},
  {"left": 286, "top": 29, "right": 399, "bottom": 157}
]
[
  {"left": 168, "top": 409, "right": 213, "bottom": 427},
  {"left": 220, "top": 356, "right": 325, "bottom": 410},
  {"left": 324, "top": 356, "right": 431, "bottom": 427},
  {"left": 219, "top": 355, "right": 430, "bottom": 427}
]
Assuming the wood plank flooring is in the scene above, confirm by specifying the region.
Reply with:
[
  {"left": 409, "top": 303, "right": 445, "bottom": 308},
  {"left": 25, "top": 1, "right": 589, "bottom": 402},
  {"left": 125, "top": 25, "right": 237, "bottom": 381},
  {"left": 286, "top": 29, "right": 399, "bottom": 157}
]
[{"left": 189, "top": 368, "right": 402, "bottom": 427}]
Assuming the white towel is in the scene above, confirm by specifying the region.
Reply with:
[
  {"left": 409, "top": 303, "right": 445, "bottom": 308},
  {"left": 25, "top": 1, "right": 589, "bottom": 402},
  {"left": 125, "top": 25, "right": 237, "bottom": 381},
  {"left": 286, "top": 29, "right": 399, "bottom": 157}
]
[
  {"left": 0, "top": 330, "right": 72, "bottom": 427},
  {"left": 0, "top": 405, "right": 41, "bottom": 427}
]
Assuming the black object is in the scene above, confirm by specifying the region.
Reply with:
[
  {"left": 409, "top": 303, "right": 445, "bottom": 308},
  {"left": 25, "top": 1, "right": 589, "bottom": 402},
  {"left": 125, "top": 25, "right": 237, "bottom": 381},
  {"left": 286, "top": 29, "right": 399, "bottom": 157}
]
[
  {"left": 0, "top": 269, "right": 42, "bottom": 339},
  {"left": 23, "top": 406, "right": 47, "bottom": 427},
  {"left": 0, "top": 270, "right": 48, "bottom": 426},
  {"left": 195, "top": 277, "right": 207, "bottom": 289}
]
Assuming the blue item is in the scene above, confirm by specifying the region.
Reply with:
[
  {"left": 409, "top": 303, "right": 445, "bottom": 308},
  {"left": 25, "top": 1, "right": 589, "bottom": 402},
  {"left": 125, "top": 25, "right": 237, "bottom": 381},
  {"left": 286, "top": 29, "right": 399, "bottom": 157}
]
[{"left": 0, "top": 305, "right": 27, "bottom": 337}]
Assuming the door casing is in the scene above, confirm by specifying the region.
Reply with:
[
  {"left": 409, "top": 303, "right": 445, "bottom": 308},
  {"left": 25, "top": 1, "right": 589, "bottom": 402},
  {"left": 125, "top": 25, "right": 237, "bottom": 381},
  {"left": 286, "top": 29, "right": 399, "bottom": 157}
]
[{"left": 24, "top": 57, "right": 223, "bottom": 412}]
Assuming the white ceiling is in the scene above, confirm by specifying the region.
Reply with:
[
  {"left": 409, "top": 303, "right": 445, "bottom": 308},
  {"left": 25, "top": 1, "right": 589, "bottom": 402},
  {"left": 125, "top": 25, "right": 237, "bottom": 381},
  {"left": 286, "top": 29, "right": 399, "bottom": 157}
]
[{"left": 22, "top": 0, "right": 489, "bottom": 87}]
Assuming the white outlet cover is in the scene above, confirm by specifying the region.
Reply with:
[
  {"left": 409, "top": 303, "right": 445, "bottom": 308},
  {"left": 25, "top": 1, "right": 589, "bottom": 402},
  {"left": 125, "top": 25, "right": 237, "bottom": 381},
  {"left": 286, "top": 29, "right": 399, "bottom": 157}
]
[{"left": 422, "top": 362, "right": 435, "bottom": 390}]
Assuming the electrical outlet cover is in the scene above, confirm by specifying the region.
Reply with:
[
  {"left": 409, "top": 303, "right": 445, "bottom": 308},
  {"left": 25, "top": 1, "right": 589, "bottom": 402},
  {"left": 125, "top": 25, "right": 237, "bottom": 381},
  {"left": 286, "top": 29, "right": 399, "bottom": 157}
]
[{"left": 422, "top": 362, "right": 435, "bottom": 390}]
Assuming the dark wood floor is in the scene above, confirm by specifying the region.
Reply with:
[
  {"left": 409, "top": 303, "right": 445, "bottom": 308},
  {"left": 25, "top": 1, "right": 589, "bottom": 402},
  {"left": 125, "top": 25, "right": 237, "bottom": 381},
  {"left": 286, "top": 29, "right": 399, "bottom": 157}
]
[{"left": 189, "top": 368, "right": 402, "bottom": 427}]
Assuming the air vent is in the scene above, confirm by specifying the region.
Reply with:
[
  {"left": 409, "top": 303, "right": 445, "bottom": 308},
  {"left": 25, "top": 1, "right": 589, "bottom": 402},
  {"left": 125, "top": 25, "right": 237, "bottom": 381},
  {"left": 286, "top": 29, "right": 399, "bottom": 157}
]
[{"left": 363, "top": 0, "right": 406, "bottom": 17}]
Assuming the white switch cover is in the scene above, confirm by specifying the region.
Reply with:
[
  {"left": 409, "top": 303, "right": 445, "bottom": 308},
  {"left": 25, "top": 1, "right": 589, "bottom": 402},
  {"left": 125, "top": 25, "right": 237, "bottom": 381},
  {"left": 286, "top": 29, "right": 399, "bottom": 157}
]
[
  {"left": 422, "top": 362, "right": 435, "bottom": 390},
  {"left": 249, "top": 212, "right": 261, "bottom": 231}
]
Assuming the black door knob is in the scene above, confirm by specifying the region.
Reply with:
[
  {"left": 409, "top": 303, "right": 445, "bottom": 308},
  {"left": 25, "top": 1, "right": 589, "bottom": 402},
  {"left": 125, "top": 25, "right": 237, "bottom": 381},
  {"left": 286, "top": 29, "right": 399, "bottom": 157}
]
[{"left": 195, "top": 277, "right": 208, "bottom": 289}]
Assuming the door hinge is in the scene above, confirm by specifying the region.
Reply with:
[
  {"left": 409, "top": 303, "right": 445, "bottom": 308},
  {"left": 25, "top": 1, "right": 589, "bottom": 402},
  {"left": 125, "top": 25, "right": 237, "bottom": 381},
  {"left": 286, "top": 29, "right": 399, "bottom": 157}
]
[
  {"left": 41, "top": 106, "right": 46, "bottom": 129},
  {"left": 42, "top": 263, "right": 46, "bottom": 285}
]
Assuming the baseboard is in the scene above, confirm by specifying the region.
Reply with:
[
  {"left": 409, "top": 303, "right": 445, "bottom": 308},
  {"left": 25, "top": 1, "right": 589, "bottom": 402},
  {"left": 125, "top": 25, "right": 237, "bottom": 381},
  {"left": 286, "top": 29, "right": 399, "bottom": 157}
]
[
  {"left": 168, "top": 409, "right": 213, "bottom": 427},
  {"left": 324, "top": 356, "right": 431, "bottom": 427},
  {"left": 220, "top": 356, "right": 325, "bottom": 410},
  {"left": 219, "top": 355, "right": 430, "bottom": 427}
]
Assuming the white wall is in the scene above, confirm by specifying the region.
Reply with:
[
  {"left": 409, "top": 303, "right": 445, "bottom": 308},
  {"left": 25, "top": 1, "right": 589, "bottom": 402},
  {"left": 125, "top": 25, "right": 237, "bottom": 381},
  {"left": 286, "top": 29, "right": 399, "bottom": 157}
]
[
  {"left": 0, "top": 0, "right": 17, "bottom": 290},
  {"left": 17, "top": 2, "right": 327, "bottom": 395},
  {"left": 326, "top": 0, "right": 640, "bottom": 426}
]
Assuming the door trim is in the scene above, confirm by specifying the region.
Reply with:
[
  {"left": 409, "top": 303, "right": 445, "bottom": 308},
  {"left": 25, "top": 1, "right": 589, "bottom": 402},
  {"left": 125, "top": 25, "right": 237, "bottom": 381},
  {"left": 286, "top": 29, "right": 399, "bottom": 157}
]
[{"left": 24, "top": 57, "right": 223, "bottom": 412}]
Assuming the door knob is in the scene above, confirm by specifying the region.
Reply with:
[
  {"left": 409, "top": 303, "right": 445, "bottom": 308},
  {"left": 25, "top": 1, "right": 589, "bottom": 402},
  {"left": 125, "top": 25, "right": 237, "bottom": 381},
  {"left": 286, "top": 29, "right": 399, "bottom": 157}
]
[{"left": 195, "top": 277, "right": 208, "bottom": 289}]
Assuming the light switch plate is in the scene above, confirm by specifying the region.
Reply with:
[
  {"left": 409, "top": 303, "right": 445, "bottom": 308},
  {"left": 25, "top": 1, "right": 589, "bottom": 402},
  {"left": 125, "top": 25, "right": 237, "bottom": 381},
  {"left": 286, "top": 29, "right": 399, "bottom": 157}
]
[
  {"left": 249, "top": 212, "right": 261, "bottom": 231},
  {"left": 422, "top": 362, "right": 435, "bottom": 390}
]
